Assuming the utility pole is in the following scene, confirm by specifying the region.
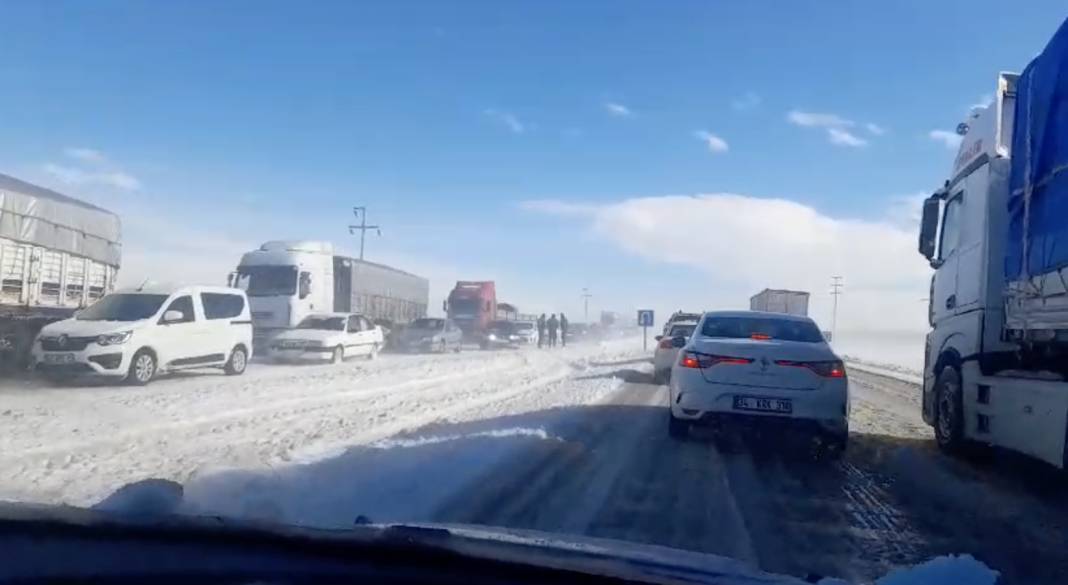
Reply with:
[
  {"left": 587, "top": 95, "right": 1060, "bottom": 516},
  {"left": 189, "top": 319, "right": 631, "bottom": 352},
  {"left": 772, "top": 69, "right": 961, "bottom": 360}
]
[
  {"left": 348, "top": 207, "right": 381, "bottom": 261},
  {"left": 830, "top": 276, "right": 843, "bottom": 342},
  {"left": 581, "top": 288, "right": 593, "bottom": 323}
]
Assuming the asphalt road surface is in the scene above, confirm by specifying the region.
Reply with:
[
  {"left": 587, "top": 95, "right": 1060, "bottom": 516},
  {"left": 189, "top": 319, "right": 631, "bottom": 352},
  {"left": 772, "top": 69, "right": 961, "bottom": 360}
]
[{"left": 431, "top": 361, "right": 1068, "bottom": 585}]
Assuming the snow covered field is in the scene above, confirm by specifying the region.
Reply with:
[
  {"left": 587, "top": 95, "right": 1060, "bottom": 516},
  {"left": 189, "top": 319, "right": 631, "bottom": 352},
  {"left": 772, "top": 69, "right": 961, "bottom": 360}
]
[{"left": 0, "top": 338, "right": 645, "bottom": 507}]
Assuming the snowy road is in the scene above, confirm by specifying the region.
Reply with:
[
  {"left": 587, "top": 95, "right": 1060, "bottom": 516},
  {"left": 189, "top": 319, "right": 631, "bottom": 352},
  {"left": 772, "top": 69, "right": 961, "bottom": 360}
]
[{"left": 3, "top": 344, "right": 1068, "bottom": 583}]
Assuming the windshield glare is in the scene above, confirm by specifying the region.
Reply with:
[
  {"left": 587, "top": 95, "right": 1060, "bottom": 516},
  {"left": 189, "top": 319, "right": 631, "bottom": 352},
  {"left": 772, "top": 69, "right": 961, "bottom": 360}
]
[
  {"left": 237, "top": 266, "right": 297, "bottom": 297},
  {"left": 296, "top": 316, "right": 345, "bottom": 331},
  {"left": 76, "top": 294, "right": 169, "bottom": 322}
]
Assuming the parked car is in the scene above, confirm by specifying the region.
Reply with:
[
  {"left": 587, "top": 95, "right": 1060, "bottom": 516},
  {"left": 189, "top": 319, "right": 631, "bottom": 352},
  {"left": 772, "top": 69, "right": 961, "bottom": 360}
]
[
  {"left": 652, "top": 321, "right": 698, "bottom": 383},
  {"left": 480, "top": 320, "right": 538, "bottom": 349},
  {"left": 395, "top": 317, "right": 463, "bottom": 353},
  {"left": 268, "top": 312, "right": 383, "bottom": 364},
  {"left": 33, "top": 284, "right": 252, "bottom": 385},
  {"left": 667, "top": 310, "right": 848, "bottom": 456}
]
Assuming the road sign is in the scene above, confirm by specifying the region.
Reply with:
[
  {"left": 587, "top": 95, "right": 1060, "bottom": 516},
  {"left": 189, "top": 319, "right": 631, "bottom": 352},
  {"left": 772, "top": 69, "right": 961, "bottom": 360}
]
[
  {"left": 637, "top": 310, "right": 654, "bottom": 350},
  {"left": 637, "top": 310, "right": 654, "bottom": 327}
]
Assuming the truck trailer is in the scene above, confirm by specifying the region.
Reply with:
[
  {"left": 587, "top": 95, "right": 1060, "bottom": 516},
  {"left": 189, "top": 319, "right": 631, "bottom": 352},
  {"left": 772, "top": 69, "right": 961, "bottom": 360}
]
[
  {"left": 749, "top": 289, "right": 810, "bottom": 316},
  {"left": 0, "top": 174, "right": 121, "bottom": 370},
  {"left": 917, "top": 17, "right": 1068, "bottom": 467},
  {"left": 234, "top": 241, "right": 428, "bottom": 350}
]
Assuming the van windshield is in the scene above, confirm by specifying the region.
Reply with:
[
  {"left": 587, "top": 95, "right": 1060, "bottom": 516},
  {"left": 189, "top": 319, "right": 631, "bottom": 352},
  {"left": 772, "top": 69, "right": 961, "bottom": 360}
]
[
  {"left": 77, "top": 294, "right": 169, "bottom": 322},
  {"left": 236, "top": 266, "right": 297, "bottom": 296}
]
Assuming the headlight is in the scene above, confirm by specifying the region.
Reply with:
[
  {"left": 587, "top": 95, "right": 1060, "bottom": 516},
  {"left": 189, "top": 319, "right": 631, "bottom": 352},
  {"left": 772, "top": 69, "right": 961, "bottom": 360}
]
[
  {"left": 509, "top": 335, "right": 519, "bottom": 341},
  {"left": 487, "top": 333, "right": 497, "bottom": 341},
  {"left": 97, "top": 331, "right": 132, "bottom": 346}
]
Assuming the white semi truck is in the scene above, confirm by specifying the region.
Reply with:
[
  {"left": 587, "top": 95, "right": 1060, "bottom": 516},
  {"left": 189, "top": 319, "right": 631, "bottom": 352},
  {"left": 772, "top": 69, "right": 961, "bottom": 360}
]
[
  {"left": 233, "top": 241, "right": 428, "bottom": 351},
  {"left": 917, "top": 19, "right": 1068, "bottom": 467},
  {"left": 749, "top": 289, "right": 809, "bottom": 317},
  {"left": 0, "top": 174, "right": 120, "bottom": 370}
]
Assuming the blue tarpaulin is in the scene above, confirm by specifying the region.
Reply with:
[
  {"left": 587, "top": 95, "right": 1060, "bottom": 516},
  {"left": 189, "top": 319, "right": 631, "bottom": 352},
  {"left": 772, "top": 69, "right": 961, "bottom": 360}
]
[{"left": 1006, "top": 17, "right": 1068, "bottom": 282}]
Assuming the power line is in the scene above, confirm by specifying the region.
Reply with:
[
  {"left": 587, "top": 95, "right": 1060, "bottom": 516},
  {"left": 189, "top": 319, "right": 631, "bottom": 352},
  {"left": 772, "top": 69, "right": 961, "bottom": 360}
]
[
  {"left": 830, "top": 276, "right": 843, "bottom": 342},
  {"left": 348, "top": 206, "right": 381, "bottom": 261}
]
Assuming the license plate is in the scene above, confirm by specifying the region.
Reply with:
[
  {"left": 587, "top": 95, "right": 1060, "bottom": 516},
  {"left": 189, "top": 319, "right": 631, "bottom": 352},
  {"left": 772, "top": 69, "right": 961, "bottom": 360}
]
[
  {"left": 733, "top": 395, "right": 792, "bottom": 414},
  {"left": 43, "top": 353, "right": 76, "bottom": 364}
]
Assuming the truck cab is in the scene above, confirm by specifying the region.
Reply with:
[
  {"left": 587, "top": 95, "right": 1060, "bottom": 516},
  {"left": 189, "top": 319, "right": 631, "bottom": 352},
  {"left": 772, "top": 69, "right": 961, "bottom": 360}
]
[
  {"left": 445, "top": 281, "right": 496, "bottom": 340},
  {"left": 234, "top": 241, "right": 334, "bottom": 351}
]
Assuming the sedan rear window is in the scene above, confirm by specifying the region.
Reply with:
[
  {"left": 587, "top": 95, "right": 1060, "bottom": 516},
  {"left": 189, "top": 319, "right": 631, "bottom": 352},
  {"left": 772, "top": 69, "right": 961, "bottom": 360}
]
[{"left": 700, "top": 316, "right": 824, "bottom": 343}]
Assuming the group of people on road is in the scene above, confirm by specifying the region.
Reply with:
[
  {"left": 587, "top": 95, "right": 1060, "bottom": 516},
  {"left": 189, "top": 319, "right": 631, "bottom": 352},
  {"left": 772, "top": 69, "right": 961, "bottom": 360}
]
[{"left": 536, "top": 313, "right": 568, "bottom": 348}]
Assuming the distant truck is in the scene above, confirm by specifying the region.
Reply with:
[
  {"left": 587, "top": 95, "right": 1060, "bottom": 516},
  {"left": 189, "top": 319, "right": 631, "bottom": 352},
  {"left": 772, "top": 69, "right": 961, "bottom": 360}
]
[
  {"left": 916, "top": 19, "right": 1068, "bottom": 468},
  {"left": 0, "top": 174, "right": 121, "bottom": 369},
  {"left": 445, "top": 281, "right": 496, "bottom": 339},
  {"left": 749, "top": 289, "right": 810, "bottom": 316},
  {"left": 234, "top": 241, "right": 428, "bottom": 351}
]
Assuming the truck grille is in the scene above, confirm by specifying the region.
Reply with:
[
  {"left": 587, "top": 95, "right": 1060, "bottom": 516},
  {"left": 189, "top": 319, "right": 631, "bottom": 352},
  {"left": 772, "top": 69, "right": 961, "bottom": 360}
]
[{"left": 40, "top": 336, "right": 95, "bottom": 351}]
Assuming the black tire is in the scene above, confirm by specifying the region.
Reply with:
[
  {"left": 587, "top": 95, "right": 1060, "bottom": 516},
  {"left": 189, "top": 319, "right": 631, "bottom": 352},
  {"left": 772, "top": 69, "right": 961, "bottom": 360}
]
[
  {"left": 330, "top": 345, "right": 345, "bottom": 364},
  {"left": 934, "top": 366, "right": 966, "bottom": 452},
  {"left": 127, "top": 349, "right": 156, "bottom": 386},
  {"left": 224, "top": 346, "right": 248, "bottom": 375},
  {"left": 454, "top": 342, "right": 462, "bottom": 353},
  {"left": 668, "top": 411, "right": 689, "bottom": 439},
  {"left": 653, "top": 369, "right": 669, "bottom": 385},
  {"left": 367, "top": 343, "right": 379, "bottom": 361}
]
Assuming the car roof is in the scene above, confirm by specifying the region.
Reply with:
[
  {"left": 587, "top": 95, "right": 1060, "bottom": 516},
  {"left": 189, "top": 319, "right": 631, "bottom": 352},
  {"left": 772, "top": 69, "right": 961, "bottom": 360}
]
[
  {"left": 701, "top": 310, "right": 814, "bottom": 323},
  {"left": 113, "top": 284, "right": 246, "bottom": 296}
]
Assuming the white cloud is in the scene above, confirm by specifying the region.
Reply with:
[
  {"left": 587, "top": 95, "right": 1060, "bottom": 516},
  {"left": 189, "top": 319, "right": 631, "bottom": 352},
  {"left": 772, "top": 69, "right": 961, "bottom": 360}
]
[
  {"left": 604, "top": 102, "right": 633, "bottom": 117},
  {"left": 827, "top": 127, "right": 867, "bottom": 147},
  {"left": 865, "top": 122, "right": 886, "bottom": 136},
  {"left": 969, "top": 93, "right": 994, "bottom": 113},
  {"left": 483, "top": 109, "right": 525, "bottom": 134},
  {"left": 787, "top": 110, "right": 855, "bottom": 128},
  {"left": 731, "top": 92, "right": 761, "bottom": 111},
  {"left": 692, "top": 130, "right": 729, "bottom": 154},
  {"left": 928, "top": 129, "right": 963, "bottom": 150},
  {"left": 521, "top": 193, "right": 932, "bottom": 333},
  {"left": 42, "top": 163, "right": 141, "bottom": 191},
  {"left": 64, "top": 147, "right": 107, "bottom": 164}
]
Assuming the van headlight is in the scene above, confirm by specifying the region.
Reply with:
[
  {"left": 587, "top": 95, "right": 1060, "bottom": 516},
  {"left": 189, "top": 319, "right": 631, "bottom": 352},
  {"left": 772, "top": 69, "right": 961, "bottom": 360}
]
[{"left": 97, "top": 331, "right": 132, "bottom": 346}]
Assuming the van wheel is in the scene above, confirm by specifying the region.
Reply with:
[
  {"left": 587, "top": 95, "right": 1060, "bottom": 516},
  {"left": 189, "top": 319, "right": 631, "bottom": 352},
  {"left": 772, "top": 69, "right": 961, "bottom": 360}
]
[
  {"left": 224, "top": 346, "right": 248, "bottom": 375},
  {"left": 331, "top": 345, "right": 345, "bottom": 364},
  {"left": 127, "top": 350, "right": 156, "bottom": 386},
  {"left": 367, "top": 343, "right": 379, "bottom": 361},
  {"left": 934, "top": 366, "right": 966, "bottom": 452}
]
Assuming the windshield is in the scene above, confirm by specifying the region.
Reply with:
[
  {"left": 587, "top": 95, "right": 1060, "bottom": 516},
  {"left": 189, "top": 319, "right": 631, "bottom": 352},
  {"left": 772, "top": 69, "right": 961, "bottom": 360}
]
[
  {"left": 9, "top": 5, "right": 1049, "bottom": 584},
  {"left": 700, "top": 316, "right": 824, "bottom": 343},
  {"left": 410, "top": 318, "right": 444, "bottom": 330},
  {"left": 76, "top": 294, "right": 169, "bottom": 321},
  {"left": 296, "top": 316, "right": 345, "bottom": 331},
  {"left": 236, "top": 266, "right": 297, "bottom": 297}
]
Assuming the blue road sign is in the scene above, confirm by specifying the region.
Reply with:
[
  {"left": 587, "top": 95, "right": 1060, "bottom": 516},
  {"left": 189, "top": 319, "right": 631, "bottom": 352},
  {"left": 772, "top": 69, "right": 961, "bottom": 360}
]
[{"left": 637, "top": 310, "right": 654, "bottom": 327}]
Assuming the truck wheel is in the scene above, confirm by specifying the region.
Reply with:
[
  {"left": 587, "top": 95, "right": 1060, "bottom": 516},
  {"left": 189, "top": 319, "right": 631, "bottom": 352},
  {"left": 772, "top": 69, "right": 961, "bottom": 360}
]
[
  {"left": 668, "top": 411, "right": 689, "bottom": 440},
  {"left": 934, "top": 366, "right": 966, "bottom": 452},
  {"left": 127, "top": 350, "right": 156, "bottom": 386},
  {"left": 331, "top": 345, "right": 345, "bottom": 364},
  {"left": 224, "top": 346, "right": 248, "bottom": 375}
]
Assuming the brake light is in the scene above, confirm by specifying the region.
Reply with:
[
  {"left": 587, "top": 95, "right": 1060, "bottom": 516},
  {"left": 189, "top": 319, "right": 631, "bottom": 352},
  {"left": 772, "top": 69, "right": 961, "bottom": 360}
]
[
  {"left": 774, "top": 359, "right": 846, "bottom": 378},
  {"left": 750, "top": 333, "right": 771, "bottom": 340},
  {"left": 679, "top": 351, "right": 753, "bottom": 368}
]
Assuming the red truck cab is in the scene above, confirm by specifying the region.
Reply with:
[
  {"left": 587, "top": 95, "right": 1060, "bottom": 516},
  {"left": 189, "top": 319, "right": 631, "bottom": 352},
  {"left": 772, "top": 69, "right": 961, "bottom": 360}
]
[{"left": 445, "top": 281, "right": 496, "bottom": 340}]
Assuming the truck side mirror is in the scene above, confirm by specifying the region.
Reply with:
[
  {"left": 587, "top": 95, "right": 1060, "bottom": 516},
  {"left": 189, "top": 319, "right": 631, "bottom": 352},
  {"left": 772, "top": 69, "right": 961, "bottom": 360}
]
[
  {"left": 226, "top": 272, "right": 236, "bottom": 287},
  {"left": 918, "top": 195, "right": 940, "bottom": 261},
  {"left": 298, "top": 272, "right": 311, "bottom": 299},
  {"left": 442, "top": 300, "right": 448, "bottom": 312}
]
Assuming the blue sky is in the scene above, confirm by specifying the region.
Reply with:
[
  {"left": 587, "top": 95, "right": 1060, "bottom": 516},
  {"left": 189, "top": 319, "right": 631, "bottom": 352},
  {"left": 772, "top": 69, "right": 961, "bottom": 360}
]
[{"left": 1, "top": 1, "right": 1065, "bottom": 345}]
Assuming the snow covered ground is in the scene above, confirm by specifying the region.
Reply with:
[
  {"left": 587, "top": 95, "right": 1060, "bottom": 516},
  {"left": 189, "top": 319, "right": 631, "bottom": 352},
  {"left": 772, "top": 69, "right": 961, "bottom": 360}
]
[{"left": 0, "top": 338, "right": 645, "bottom": 507}]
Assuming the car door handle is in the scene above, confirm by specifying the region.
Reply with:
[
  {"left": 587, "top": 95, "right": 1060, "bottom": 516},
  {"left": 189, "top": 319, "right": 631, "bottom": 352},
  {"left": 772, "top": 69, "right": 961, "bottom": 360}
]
[{"left": 946, "top": 295, "right": 956, "bottom": 310}]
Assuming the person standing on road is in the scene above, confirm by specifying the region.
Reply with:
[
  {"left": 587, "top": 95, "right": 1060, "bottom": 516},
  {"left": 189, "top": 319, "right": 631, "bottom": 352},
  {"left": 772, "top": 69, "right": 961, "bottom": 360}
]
[
  {"left": 537, "top": 314, "right": 546, "bottom": 348},
  {"left": 560, "top": 313, "right": 568, "bottom": 347},
  {"left": 547, "top": 314, "right": 559, "bottom": 348}
]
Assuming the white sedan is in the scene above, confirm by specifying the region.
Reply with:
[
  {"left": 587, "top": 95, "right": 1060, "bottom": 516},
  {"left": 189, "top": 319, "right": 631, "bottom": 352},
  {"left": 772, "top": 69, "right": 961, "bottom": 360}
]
[
  {"left": 269, "top": 312, "right": 384, "bottom": 364},
  {"left": 652, "top": 321, "right": 698, "bottom": 383},
  {"left": 668, "top": 310, "right": 849, "bottom": 454}
]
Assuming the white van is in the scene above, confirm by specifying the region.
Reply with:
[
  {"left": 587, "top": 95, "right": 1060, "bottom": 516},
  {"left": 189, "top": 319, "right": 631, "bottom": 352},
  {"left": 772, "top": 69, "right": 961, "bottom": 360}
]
[{"left": 32, "top": 284, "right": 253, "bottom": 385}]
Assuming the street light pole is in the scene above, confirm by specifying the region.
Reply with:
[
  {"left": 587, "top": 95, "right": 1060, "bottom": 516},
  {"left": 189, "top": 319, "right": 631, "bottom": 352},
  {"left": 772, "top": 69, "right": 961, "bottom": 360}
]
[
  {"left": 348, "top": 206, "right": 381, "bottom": 261},
  {"left": 581, "top": 288, "right": 592, "bottom": 323},
  {"left": 830, "top": 276, "right": 843, "bottom": 342}
]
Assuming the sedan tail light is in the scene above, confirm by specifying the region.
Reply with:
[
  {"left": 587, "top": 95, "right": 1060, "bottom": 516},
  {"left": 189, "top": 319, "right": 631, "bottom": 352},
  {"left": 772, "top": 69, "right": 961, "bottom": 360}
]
[
  {"left": 774, "top": 359, "right": 846, "bottom": 378},
  {"left": 658, "top": 338, "right": 674, "bottom": 349},
  {"left": 679, "top": 351, "right": 753, "bottom": 369}
]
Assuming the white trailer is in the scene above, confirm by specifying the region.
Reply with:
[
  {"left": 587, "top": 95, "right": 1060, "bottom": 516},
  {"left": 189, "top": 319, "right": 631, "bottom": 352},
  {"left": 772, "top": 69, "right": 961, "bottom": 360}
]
[
  {"left": 917, "top": 19, "right": 1068, "bottom": 467},
  {"left": 233, "top": 241, "right": 428, "bottom": 350},
  {"left": 0, "top": 174, "right": 120, "bottom": 369},
  {"left": 749, "top": 289, "right": 809, "bottom": 316}
]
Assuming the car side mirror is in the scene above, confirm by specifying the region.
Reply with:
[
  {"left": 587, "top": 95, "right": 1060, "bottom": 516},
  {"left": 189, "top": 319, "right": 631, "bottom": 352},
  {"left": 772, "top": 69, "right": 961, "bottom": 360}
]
[
  {"left": 162, "top": 310, "right": 184, "bottom": 323},
  {"left": 654, "top": 335, "right": 663, "bottom": 341},
  {"left": 918, "top": 195, "right": 940, "bottom": 261},
  {"left": 671, "top": 336, "right": 686, "bottom": 348}
]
